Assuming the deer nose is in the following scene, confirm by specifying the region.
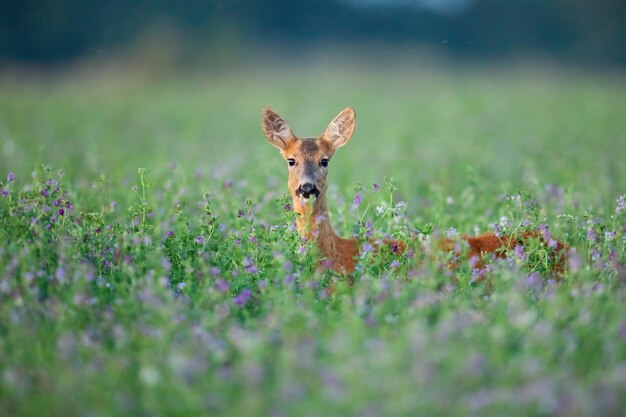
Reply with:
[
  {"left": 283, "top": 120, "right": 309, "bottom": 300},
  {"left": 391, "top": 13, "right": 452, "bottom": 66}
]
[{"left": 300, "top": 183, "right": 315, "bottom": 193}]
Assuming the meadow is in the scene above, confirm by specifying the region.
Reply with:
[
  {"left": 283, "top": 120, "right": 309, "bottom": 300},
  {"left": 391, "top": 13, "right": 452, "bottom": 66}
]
[{"left": 1, "top": 61, "right": 625, "bottom": 416}]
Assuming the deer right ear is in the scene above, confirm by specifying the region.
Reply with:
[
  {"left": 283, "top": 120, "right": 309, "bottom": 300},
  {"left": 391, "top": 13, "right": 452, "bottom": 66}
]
[{"left": 262, "top": 107, "right": 294, "bottom": 150}]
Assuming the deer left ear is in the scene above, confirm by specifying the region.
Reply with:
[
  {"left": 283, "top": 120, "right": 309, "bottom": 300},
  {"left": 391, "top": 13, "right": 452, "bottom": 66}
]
[
  {"left": 262, "top": 107, "right": 294, "bottom": 151},
  {"left": 324, "top": 107, "right": 355, "bottom": 150}
]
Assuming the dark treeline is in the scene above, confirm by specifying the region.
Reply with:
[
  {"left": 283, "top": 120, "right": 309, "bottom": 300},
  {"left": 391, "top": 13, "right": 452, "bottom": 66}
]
[{"left": 1, "top": 0, "right": 625, "bottom": 66}]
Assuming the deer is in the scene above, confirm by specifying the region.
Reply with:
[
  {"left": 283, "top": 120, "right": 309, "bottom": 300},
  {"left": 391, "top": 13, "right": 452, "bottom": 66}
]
[{"left": 261, "top": 107, "right": 567, "bottom": 275}]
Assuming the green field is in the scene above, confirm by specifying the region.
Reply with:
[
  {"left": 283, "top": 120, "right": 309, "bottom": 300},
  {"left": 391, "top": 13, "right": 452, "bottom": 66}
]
[{"left": 1, "top": 62, "right": 625, "bottom": 416}]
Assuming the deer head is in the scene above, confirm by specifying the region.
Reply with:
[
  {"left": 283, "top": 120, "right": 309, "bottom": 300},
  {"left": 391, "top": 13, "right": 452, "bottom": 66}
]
[{"left": 261, "top": 107, "right": 356, "bottom": 204}]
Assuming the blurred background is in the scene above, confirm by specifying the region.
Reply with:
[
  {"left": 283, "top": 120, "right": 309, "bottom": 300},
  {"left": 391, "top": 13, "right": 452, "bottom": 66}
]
[
  {"left": 2, "top": 0, "right": 626, "bottom": 68},
  {"left": 1, "top": 0, "right": 625, "bottom": 213}
]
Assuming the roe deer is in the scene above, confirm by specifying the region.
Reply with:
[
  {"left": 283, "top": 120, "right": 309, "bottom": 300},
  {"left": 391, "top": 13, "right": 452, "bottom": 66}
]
[{"left": 262, "top": 107, "right": 567, "bottom": 274}]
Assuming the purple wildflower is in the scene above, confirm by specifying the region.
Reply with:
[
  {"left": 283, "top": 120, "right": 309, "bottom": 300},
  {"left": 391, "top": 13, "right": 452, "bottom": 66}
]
[
  {"left": 195, "top": 235, "right": 205, "bottom": 245},
  {"left": 446, "top": 227, "right": 458, "bottom": 238},
  {"left": 224, "top": 179, "right": 234, "bottom": 188},
  {"left": 237, "top": 209, "right": 244, "bottom": 218},
  {"left": 215, "top": 279, "right": 229, "bottom": 292},
  {"left": 492, "top": 223, "right": 501, "bottom": 238},
  {"left": 616, "top": 195, "right": 625, "bottom": 215},
  {"left": 58, "top": 208, "right": 65, "bottom": 216},
  {"left": 362, "top": 242, "right": 374, "bottom": 254},
  {"left": 40, "top": 189, "right": 49, "bottom": 198},
  {"left": 55, "top": 267, "right": 66, "bottom": 281},
  {"left": 110, "top": 201, "right": 117, "bottom": 209},
  {"left": 248, "top": 236, "right": 257, "bottom": 243},
  {"left": 245, "top": 265, "right": 259, "bottom": 274},
  {"left": 514, "top": 245, "right": 525, "bottom": 260},
  {"left": 353, "top": 193, "right": 362, "bottom": 207},
  {"left": 568, "top": 249, "right": 581, "bottom": 272},
  {"left": 283, "top": 203, "right": 292, "bottom": 212},
  {"left": 539, "top": 223, "right": 550, "bottom": 241},
  {"left": 283, "top": 261, "right": 293, "bottom": 272},
  {"left": 365, "top": 221, "right": 374, "bottom": 238},
  {"left": 390, "top": 260, "right": 400, "bottom": 269},
  {"left": 233, "top": 289, "right": 252, "bottom": 306},
  {"left": 373, "top": 183, "right": 381, "bottom": 191},
  {"left": 283, "top": 274, "right": 294, "bottom": 285},
  {"left": 320, "top": 259, "right": 334, "bottom": 269},
  {"left": 1, "top": 189, "right": 7, "bottom": 198},
  {"left": 167, "top": 231, "right": 174, "bottom": 238},
  {"left": 6, "top": 172, "right": 14, "bottom": 182},
  {"left": 525, "top": 272, "right": 542, "bottom": 291},
  {"left": 210, "top": 267, "right": 220, "bottom": 275},
  {"left": 604, "top": 231, "right": 616, "bottom": 242}
]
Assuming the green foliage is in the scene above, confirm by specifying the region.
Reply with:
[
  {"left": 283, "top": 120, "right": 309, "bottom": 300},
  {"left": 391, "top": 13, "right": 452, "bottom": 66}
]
[{"left": 0, "top": 67, "right": 625, "bottom": 416}]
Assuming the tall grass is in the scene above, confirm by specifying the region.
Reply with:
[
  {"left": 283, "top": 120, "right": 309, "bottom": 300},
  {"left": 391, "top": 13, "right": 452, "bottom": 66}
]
[{"left": 1, "top": 63, "right": 625, "bottom": 416}]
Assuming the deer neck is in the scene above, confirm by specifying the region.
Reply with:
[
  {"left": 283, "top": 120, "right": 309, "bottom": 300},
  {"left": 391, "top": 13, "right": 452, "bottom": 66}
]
[{"left": 292, "top": 194, "right": 359, "bottom": 273}]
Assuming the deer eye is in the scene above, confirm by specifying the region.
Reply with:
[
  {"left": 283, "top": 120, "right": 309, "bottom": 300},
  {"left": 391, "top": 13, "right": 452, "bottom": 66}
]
[
  {"left": 287, "top": 159, "right": 296, "bottom": 167},
  {"left": 320, "top": 159, "right": 329, "bottom": 168}
]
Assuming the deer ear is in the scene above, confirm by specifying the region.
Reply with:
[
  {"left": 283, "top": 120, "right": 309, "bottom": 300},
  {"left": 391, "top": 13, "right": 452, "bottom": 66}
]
[
  {"left": 324, "top": 107, "right": 355, "bottom": 150},
  {"left": 262, "top": 107, "right": 294, "bottom": 150}
]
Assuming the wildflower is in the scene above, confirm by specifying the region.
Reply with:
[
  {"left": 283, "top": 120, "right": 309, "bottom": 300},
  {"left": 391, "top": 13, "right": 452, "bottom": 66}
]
[
  {"left": 567, "top": 249, "right": 581, "bottom": 272},
  {"left": 58, "top": 208, "right": 65, "bottom": 216},
  {"left": 315, "top": 214, "right": 327, "bottom": 222},
  {"left": 210, "top": 267, "right": 220, "bottom": 275},
  {"left": 514, "top": 245, "right": 526, "bottom": 260},
  {"left": 283, "top": 203, "right": 292, "bottom": 212},
  {"left": 616, "top": 195, "right": 626, "bottom": 215},
  {"left": 446, "top": 227, "right": 458, "bottom": 238},
  {"left": 390, "top": 260, "right": 400, "bottom": 269},
  {"left": 605, "top": 231, "right": 616, "bottom": 242},
  {"left": 446, "top": 196, "right": 454, "bottom": 205},
  {"left": 167, "top": 231, "right": 174, "bottom": 238},
  {"left": 395, "top": 201, "right": 406, "bottom": 210},
  {"left": 237, "top": 209, "right": 244, "bottom": 218},
  {"left": 110, "top": 201, "right": 117, "bottom": 209},
  {"left": 0, "top": 189, "right": 7, "bottom": 198},
  {"left": 283, "top": 274, "right": 294, "bottom": 285},
  {"left": 372, "top": 183, "right": 381, "bottom": 191},
  {"left": 283, "top": 261, "right": 293, "bottom": 272},
  {"left": 376, "top": 206, "right": 385, "bottom": 215},
  {"left": 40, "top": 189, "right": 49, "bottom": 198},
  {"left": 491, "top": 223, "right": 501, "bottom": 237},
  {"left": 353, "top": 193, "right": 362, "bottom": 207},
  {"left": 525, "top": 272, "right": 542, "bottom": 290},
  {"left": 245, "top": 265, "right": 259, "bottom": 274},
  {"left": 548, "top": 239, "right": 558, "bottom": 249},
  {"left": 362, "top": 242, "right": 374, "bottom": 255},
  {"left": 6, "top": 172, "right": 14, "bottom": 182},
  {"left": 224, "top": 179, "right": 233, "bottom": 188},
  {"left": 195, "top": 235, "right": 205, "bottom": 245},
  {"left": 55, "top": 267, "right": 66, "bottom": 282},
  {"left": 215, "top": 279, "right": 229, "bottom": 292},
  {"left": 233, "top": 289, "right": 252, "bottom": 306},
  {"left": 499, "top": 216, "right": 510, "bottom": 229},
  {"left": 539, "top": 223, "right": 550, "bottom": 241},
  {"left": 248, "top": 236, "right": 257, "bottom": 243},
  {"left": 365, "top": 221, "right": 374, "bottom": 238}
]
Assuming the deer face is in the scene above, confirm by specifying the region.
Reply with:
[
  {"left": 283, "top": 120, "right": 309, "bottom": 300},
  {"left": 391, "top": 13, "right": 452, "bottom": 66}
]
[{"left": 262, "top": 107, "right": 355, "bottom": 201}]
